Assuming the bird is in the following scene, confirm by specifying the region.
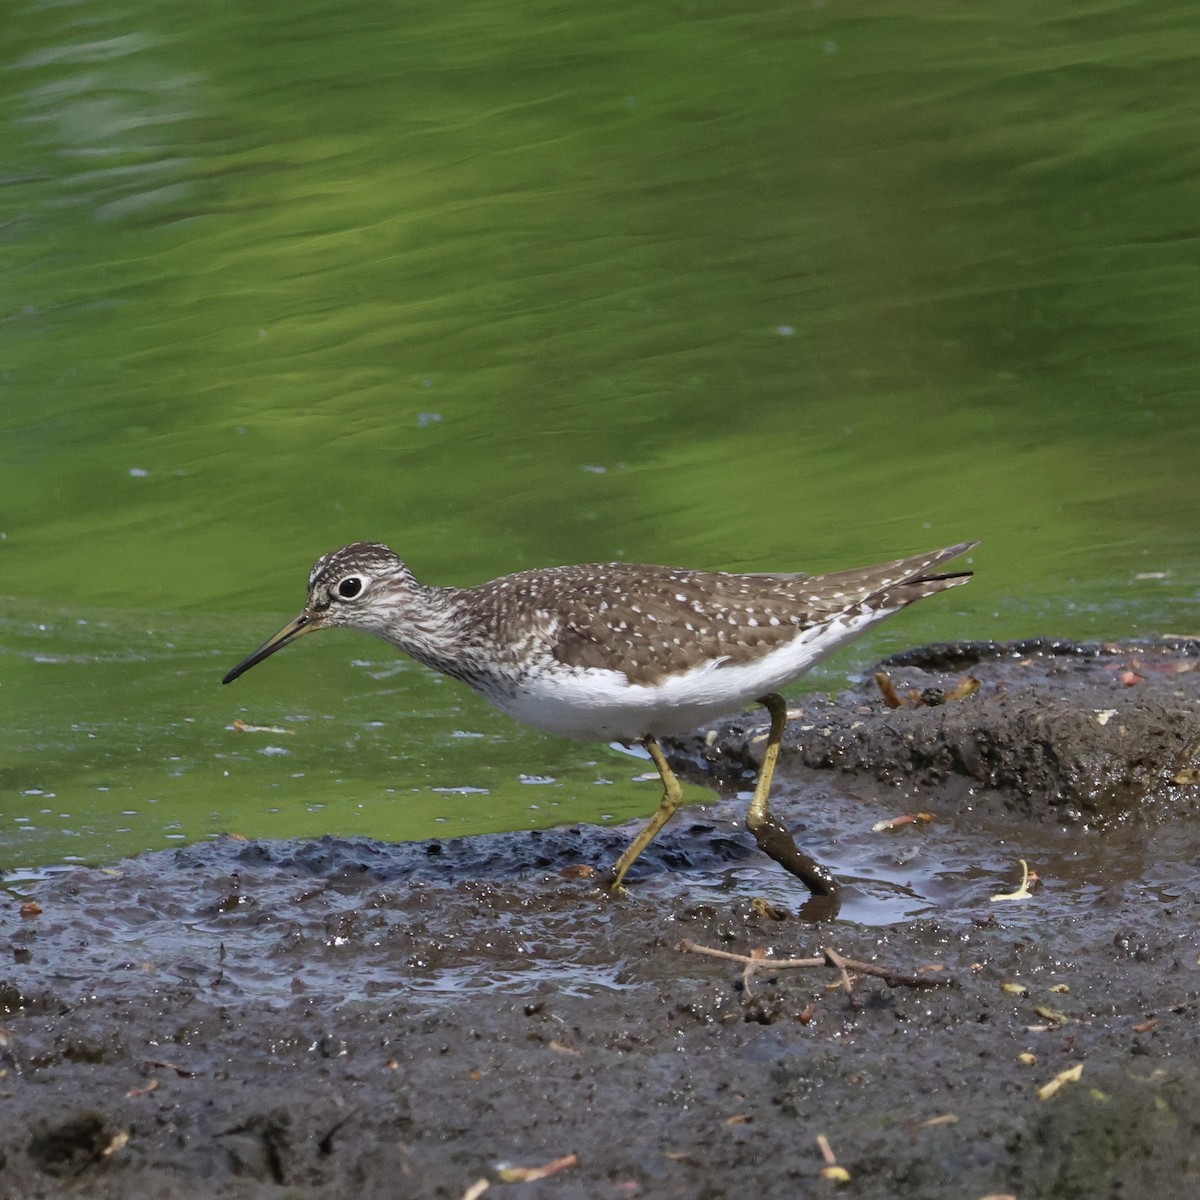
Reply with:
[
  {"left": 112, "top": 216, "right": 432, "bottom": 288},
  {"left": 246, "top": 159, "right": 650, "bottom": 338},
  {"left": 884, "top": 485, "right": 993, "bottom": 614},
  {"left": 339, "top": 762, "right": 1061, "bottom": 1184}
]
[{"left": 223, "top": 540, "right": 976, "bottom": 896}]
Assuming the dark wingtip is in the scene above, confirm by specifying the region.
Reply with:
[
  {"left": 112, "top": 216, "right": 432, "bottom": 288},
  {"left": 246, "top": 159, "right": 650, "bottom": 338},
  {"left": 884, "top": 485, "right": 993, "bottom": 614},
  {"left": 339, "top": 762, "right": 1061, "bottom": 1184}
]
[{"left": 921, "top": 540, "right": 979, "bottom": 582}]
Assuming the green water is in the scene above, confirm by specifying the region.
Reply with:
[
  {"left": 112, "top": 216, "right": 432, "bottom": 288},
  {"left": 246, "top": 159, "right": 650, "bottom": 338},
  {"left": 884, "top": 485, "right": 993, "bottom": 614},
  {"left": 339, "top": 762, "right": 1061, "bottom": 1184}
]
[{"left": 3, "top": 0, "right": 1197, "bottom": 875}]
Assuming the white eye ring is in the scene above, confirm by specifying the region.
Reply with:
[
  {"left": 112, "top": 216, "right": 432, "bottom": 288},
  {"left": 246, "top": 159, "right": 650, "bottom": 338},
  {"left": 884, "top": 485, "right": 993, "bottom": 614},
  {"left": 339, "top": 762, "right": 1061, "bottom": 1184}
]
[{"left": 336, "top": 575, "right": 364, "bottom": 600}]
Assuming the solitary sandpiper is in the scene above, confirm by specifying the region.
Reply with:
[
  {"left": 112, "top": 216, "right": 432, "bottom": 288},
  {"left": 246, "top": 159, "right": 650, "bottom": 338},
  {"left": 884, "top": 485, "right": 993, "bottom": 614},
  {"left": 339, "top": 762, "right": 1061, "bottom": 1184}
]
[{"left": 223, "top": 541, "right": 976, "bottom": 895}]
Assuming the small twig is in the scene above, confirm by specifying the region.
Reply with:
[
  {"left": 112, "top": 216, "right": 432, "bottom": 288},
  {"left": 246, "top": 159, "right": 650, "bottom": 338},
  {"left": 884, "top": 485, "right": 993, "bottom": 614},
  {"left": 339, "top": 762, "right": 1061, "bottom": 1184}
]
[
  {"left": 875, "top": 670, "right": 978, "bottom": 709},
  {"left": 875, "top": 672, "right": 904, "bottom": 708},
  {"left": 742, "top": 947, "right": 767, "bottom": 996},
  {"left": 678, "top": 939, "right": 954, "bottom": 994},
  {"left": 816, "top": 1134, "right": 851, "bottom": 1182},
  {"left": 943, "top": 675, "right": 980, "bottom": 703},
  {"left": 496, "top": 1154, "right": 579, "bottom": 1183},
  {"left": 680, "top": 940, "right": 824, "bottom": 970},
  {"left": 1037, "top": 1062, "right": 1083, "bottom": 1100},
  {"left": 143, "top": 1058, "right": 197, "bottom": 1077},
  {"left": 823, "top": 947, "right": 857, "bottom": 995},
  {"left": 991, "top": 859, "right": 1034, "bottom": 902}
]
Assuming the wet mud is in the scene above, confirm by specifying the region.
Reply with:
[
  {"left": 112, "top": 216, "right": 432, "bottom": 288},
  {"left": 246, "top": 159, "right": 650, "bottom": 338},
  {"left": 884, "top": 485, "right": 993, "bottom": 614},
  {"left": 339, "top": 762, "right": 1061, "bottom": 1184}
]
[{"left": 3, "top": 639, "right": 1199, "bottom": 1199}]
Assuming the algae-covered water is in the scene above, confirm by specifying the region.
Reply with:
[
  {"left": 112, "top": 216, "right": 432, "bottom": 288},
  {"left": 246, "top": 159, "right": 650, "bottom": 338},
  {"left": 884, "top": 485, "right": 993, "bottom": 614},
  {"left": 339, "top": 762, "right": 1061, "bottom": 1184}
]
[{"left": 2, "top": 0, "right": 1198, "bottom": 874}]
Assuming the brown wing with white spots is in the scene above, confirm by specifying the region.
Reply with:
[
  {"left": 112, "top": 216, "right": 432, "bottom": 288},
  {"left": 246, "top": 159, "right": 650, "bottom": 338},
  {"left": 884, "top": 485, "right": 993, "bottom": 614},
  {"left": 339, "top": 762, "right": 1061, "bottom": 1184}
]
[
  {"left": 533, "top": 543, "right": 975, "bottom": 686},
  {"left": 546, "top": 564, "right": 812, "bottom": 684}
]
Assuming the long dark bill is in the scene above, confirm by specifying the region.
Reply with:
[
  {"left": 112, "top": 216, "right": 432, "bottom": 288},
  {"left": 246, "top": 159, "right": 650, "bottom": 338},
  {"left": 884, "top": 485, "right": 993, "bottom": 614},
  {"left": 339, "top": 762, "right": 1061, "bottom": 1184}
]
[{"left": 222, "top": 612, "right": 316, "bottom": 684}]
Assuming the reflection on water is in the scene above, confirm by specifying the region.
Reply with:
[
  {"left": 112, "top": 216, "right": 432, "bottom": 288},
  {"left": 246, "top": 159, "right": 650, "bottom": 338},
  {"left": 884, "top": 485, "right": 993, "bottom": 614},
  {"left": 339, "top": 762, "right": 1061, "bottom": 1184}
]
[{"left": 2, "top": 0, "right": 1197, "bottom": 870}]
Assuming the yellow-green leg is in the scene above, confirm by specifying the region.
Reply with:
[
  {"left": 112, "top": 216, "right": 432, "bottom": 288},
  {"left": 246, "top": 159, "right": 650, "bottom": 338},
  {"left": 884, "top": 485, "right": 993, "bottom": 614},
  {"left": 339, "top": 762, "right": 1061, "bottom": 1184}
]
[
  {"left": 746, "top": 693, "right": 788, "bottom": 832},
  {"left": 745, "top": 693, "right": 840, "bottom": 898},
  {"left": 607, "top": 736, "right": 684, "bottom": 893}
]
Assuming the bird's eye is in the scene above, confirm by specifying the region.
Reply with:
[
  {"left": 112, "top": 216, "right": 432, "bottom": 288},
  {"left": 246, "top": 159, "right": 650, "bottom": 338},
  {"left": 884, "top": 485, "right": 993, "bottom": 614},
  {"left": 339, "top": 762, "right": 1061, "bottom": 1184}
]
[{"left": 336, "top": 576, "right": 364, "bottom": 599}]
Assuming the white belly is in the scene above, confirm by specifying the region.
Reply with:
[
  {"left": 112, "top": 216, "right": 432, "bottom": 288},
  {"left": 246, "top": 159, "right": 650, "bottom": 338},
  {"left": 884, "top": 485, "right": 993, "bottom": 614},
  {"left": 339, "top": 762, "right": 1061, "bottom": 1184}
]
[{"left": 490, "top": 610, "right": 884, "bottom": 742}]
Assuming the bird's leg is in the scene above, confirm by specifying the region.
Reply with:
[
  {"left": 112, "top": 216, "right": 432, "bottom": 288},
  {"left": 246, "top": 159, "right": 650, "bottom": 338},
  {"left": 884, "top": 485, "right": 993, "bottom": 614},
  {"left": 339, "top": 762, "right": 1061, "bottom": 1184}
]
[
  {"left": 606, "top": 736, "right": 685, "bottom": 893},
  {"left": 745, "top": 693, "right": 840, "bottom": 898}
]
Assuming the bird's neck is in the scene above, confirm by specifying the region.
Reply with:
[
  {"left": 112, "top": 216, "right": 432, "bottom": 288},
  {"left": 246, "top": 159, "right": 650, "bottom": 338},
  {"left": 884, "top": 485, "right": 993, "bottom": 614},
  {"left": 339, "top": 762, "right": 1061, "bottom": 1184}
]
[{"left": 372, "top": 583, "right": 476, "bottom": 675}]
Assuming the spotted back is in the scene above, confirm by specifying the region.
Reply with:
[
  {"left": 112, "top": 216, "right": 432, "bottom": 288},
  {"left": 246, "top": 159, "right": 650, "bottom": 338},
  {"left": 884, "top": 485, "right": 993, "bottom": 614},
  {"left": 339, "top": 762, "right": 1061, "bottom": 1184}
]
[{"left": 464, "top": 543, "right": 974, "bottom": 686}]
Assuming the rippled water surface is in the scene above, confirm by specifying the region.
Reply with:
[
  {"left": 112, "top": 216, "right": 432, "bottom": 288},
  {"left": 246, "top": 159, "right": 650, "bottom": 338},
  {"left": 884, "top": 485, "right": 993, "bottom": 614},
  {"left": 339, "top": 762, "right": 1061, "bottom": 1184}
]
[{"left": 3, "top": 0, "right": 1198, "bottom": 873}]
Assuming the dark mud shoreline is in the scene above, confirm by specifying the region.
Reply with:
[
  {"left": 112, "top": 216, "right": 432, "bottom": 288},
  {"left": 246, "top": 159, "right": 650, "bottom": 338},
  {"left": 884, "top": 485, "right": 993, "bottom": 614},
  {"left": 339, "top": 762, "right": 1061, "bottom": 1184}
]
[{"left": 3, "top": 640, "right": 1200, "bottom": 1199}]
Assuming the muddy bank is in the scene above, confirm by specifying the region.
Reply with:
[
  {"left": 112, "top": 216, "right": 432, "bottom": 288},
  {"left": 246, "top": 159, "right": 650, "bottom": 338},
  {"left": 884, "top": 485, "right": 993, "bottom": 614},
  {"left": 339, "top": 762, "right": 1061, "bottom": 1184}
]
[
  {"left": 2, "top": 639, "right": 1199, "bottom": 1199},
  {"left": 674, "top": 637, "right": 1200, "bottom": 826}
]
